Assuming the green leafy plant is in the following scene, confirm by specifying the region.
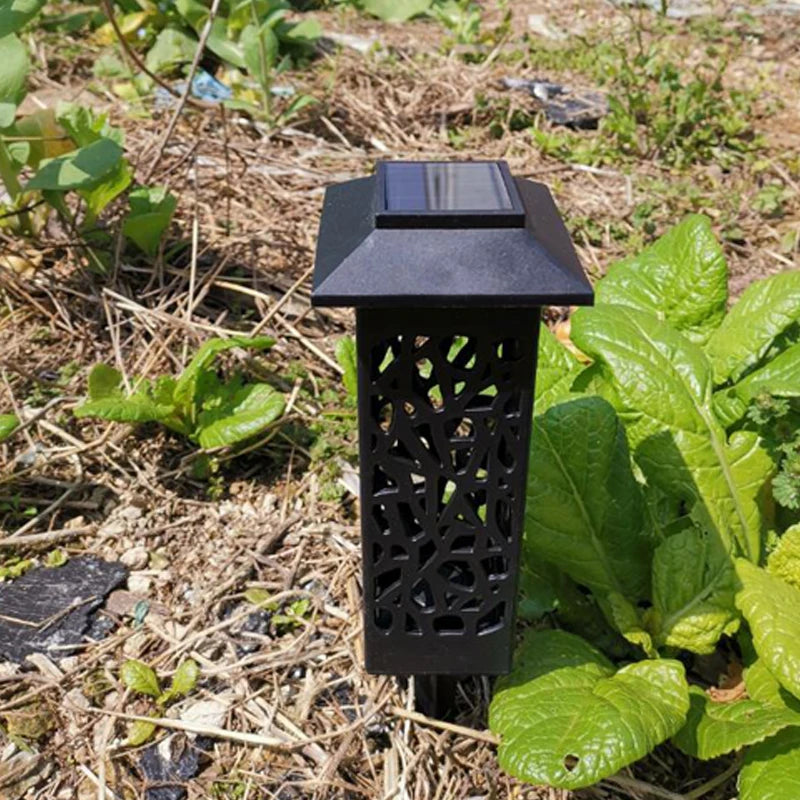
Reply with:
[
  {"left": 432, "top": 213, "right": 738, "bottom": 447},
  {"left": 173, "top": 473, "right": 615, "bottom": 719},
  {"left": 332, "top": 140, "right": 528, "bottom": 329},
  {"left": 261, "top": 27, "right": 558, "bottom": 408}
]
[
  {"left": 245, "top": 589, "right": 312, "bottom": 632},
  {"left": 491, "top": 215, "right": 800, "bottom": 796},
  {"left": 0, "top": 413, "right": 19, "bottom": 443},
  {"left": 335, "top": 336, "right": 357, "bottom": 401},
  {"left": 99, "top": 0, "right": 320, "bottom": 122},
  {"left": 0, "top": 23, "right": 127, "bottom": 229},
  {"left": 74, "top": 336, "right": 285, "bottom": 451},
  {"left": 0, "top": 8, "right": 175, "bottom": 258},
  {"left": 527, "top": 36, "right": 758, "bottom": 168},
  {"left": 120, "top": 658, "right": 200, "bottom": 745},
  {"left": 121, "top": 185, "right": 177, "bottom": 256},
  {"left": 0, "top": 555, "right": 34, "bottom": 580}
]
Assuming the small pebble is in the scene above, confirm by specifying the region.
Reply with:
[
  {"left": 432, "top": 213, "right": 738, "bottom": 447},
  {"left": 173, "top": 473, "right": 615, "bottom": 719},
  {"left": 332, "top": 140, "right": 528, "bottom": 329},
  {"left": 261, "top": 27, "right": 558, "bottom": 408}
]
[
  {"left": 120, "top": 546, "right": 148, "bottom": 570},
  {"left": 119, "top": 506, "right": 143, "bottom": 521},
  {"left": 127, "top": 574, "right": 152, "bottom": 595}
]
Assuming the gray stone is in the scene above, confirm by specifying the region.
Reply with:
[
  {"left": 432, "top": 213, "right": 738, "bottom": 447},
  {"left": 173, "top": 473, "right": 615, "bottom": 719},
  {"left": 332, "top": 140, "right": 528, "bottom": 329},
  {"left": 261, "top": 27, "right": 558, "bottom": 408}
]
[{"left": 0, "top": 557, "right": 127, "bottom": 663}]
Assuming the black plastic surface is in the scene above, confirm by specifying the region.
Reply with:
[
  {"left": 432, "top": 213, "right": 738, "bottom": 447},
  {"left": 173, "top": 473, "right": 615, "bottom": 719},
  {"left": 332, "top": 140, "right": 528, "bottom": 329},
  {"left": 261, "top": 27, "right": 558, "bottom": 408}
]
[
  {"left": 312, "top": 164, "right": 594, "bottom": 308},
  {"left": 357, "top": 307, "right": 539, "bottom": 675}
]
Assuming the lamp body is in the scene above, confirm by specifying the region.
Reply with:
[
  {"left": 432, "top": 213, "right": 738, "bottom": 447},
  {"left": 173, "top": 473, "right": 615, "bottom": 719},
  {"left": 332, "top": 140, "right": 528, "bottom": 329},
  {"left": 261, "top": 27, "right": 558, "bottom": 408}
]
[
  {"left": 356, "top": 306, "right": 540, "bottom": 674},
  {"left": 311, "top": 160, "right": 593, "bottom": 683}
]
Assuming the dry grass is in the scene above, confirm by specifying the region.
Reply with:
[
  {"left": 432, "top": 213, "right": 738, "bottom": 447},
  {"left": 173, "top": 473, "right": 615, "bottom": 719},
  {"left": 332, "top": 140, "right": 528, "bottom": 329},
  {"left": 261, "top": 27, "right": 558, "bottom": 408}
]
[{"left": 1, "top": 1, "right": 799, "bottom": 797}]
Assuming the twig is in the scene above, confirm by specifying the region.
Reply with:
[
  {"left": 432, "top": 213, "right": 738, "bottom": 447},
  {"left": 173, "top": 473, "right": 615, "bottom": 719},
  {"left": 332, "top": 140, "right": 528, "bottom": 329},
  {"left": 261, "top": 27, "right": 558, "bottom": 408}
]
[
  {"left": 219, "top": 262, "right": 314, "bottom": 336},
  {"left": 77, "top": 766, "right": 123, "bottom": 800},
  {"left": 602, "top": 775, "right": 687, "bottom": 800},
  {"left": 276, "top": 313, "right": 343, "bottom": 374},
  {"left": 99, "top": 0, "right": 211, "bottom": 111},
  {"left": 79, "top": 705, "right": 293, "bottom": 750},
  {"left": 0, "top": 495, "right": 98, "bottom": 510},
  {"left": 0, "top": 526, "right": 94, "bottom": 548},
  {"left": 685, "top": 757, "right": 742, "bottom": 800},
  {"left": 143, "top": 0, "right": 223, "bottom": 183},
  {"left": 388, "top": 706, "right": 500, "bottom": 745},
  {"left": 8, "top": 486, "right": 77, "bottom": 539}
]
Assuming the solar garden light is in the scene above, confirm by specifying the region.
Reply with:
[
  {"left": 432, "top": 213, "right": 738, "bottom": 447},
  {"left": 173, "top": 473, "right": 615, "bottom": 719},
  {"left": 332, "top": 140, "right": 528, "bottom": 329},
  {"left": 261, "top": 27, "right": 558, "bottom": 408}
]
[{"left": 312, "top": 161, "right": 593, "bottom": 718}]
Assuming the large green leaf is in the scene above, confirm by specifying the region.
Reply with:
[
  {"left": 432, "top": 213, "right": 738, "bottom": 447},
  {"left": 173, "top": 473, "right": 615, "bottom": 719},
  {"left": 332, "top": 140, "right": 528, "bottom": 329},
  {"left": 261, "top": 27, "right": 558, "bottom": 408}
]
[
  {"left": 673, "top": 686, "right": 799, "bottom": 760},
  {"left": 77, "top": 364, "right": 181, "bottom": 426},
  {"left": 175, "top": 0, "right": 208, "bottom": 29},
  {"left": 281, "top": 17, "right": 322, "bottom": 47},
  {"left": 145, "top": 27, "right": 197, "bottom": 74},
  {"left": 489, "top": 630, "right": 689, "bottom": 790},
  {"left": 0, "top": 33, "right": 28, "bottom": 128},
  {"left": 534, "top": 325, "right": 583, "bottom": 415},
  {"left": 598, "top": 591, "right": 657, "bottom": 656},
  {"left": 0, "top": 413, "right": 19, "bottom": 443},
  {"left": 572, "top": 305, "right": 773, "bottom": 562},
  {"left": 524, "top": 397, "right": 651, "bottom": 600},
  {"left": 74, "top": 395, "right": 176, "bottom": 424},
  {"left": 648, "top": 526, "right": 738, "bottom": 654},
  {"left": 739, "top": 727, "right": 800, "bottom": 800},
  {"left": 172, "top": 336, "right": 275, "bottom": 414},
  {"left": 195, "top": 383, "right": 285, "bottom": 449},
  {"left": 56, "top": 101, "right": 121, "bottom": 147},
  {"left": 361, "top": 0, "right": 433, "bottom": 21},
  {"left": 705, "top": 271, "right": 800, "bottom": 385},
  {"left": 713, "top": 342, "right": 800, "bottom": 427},
  {"left": 241, "top": 22, "right": 278, "bottom": 84},
  {"left": 87, "top": 363, "right": 123, "bottom": 400},
  {"left": 335, "top": 336, "right": 357, "bottom": 400},
  {"left": 736, "top": 560, "right": 800, "bottom": 700},
  {"left": 207, "top": 18, "right": 246, "bottom": 69},
  {"left": 596, "top": 215, "right": 728, "bottom": 345},
  {"left": 122, "top": 186, "right": 177, "bottom": 256},
  {"left": 80, "top": 159, "right": 132, "bottom": 216},
  {"left": 745, "top": 660, "right": 800, "bottom": 713},
  {"left": 768, "top": 524, "right": 800, "bottom": 590},
  {"left": 0, "top": 0, "right": 45, "bottom": 37},
  {"left": 26, "top": 138, "right": 123, "bottom": 191}
]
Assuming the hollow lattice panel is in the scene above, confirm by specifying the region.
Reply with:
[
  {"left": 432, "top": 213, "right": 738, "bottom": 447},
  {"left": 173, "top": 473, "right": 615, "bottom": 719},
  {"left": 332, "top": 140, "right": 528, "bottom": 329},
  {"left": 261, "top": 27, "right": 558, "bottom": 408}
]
[{"left": 356, "top": 307, "right": 540, "bottom": 675}]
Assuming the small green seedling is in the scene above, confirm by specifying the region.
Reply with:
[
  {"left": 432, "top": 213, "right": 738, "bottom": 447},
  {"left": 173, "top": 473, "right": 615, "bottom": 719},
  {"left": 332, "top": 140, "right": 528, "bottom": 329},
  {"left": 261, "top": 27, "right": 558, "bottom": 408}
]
[
  {"left": 0, "top": 414, "right": 19, "bottom": 443},
  {"left": 120, "top": 658, "right": 200, "bottom": 746},
  {"left": 245, "top": 589, "right": 311, "bottom": 632},
  {"left": 74, "top": 336, "right": 285, "bottom": 451}
]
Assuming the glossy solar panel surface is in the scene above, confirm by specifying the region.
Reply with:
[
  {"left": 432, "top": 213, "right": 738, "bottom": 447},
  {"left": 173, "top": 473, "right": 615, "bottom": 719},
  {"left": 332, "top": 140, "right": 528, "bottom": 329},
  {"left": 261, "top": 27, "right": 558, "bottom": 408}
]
[{"left": 375, "top": 160, "right": 525, "bottom": 229}]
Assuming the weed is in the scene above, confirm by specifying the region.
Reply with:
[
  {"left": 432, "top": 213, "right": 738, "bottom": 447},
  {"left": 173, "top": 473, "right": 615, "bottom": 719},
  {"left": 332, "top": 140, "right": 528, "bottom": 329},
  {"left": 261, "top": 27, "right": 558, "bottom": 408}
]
[
  {"left": 74, "top": 336, "right": 285, "bottom": 453},
  {"left": 525, "top": 32, "right": 760, "bottom": 168}
]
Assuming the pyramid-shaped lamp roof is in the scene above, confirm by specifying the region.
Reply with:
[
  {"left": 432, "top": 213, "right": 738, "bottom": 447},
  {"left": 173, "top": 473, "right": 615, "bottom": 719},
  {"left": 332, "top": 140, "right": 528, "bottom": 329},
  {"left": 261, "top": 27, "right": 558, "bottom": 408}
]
[{"left": 312, "top": 161, "right": 593, "bottom": 309}]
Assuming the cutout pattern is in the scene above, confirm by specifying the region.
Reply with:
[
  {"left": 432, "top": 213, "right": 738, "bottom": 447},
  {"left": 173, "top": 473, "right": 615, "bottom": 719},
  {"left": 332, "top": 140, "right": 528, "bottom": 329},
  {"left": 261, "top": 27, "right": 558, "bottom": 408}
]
[{"left": 357, "top": 308, "right": 539, "bottom": 673}]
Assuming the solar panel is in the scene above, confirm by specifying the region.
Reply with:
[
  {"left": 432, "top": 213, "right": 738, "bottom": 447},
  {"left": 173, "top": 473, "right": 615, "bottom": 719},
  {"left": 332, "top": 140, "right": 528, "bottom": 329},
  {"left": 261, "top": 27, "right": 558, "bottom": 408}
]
[
  {"left": 384, "top": 162, "right": 513, "bottom": 211},
  {"left": 375, "top": 161, "right": 525, "bottom": 229}
]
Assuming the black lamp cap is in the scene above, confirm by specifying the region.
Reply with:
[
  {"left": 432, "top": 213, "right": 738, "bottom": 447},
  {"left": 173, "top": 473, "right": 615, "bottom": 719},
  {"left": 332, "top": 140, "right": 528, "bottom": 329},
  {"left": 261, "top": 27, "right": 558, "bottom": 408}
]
[{"left": 311, "top": 160, "right": 594, "bottom": 309}]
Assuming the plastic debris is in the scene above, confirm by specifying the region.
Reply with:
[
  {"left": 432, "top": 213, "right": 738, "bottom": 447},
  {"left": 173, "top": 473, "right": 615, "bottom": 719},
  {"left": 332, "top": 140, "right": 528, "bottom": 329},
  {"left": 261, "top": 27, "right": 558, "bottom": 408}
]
[
  {"left": 190, "top": 70, "right": 233, "bottom": 102},
  {"left": 154, "top": 70, "right": 233, "bottom": 109},
  {"left": 501, "top": 77, "right": 608, "bottom": 128},
  {"left": 0, "top": 556, "right": 127, "bottom": 663}
]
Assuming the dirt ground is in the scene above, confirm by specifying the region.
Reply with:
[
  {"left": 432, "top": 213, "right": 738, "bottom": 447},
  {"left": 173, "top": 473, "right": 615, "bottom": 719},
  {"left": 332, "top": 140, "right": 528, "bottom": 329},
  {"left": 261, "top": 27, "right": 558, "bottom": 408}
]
[{"left": 1, "top": 1, "right": 799, "bottom": 798}]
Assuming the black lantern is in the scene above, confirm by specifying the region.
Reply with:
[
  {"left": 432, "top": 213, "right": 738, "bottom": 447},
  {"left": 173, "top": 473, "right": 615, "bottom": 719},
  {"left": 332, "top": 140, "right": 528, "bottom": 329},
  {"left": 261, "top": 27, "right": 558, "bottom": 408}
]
[{"left": 312, "top": 161, "right": 593, "bottom": 705}]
